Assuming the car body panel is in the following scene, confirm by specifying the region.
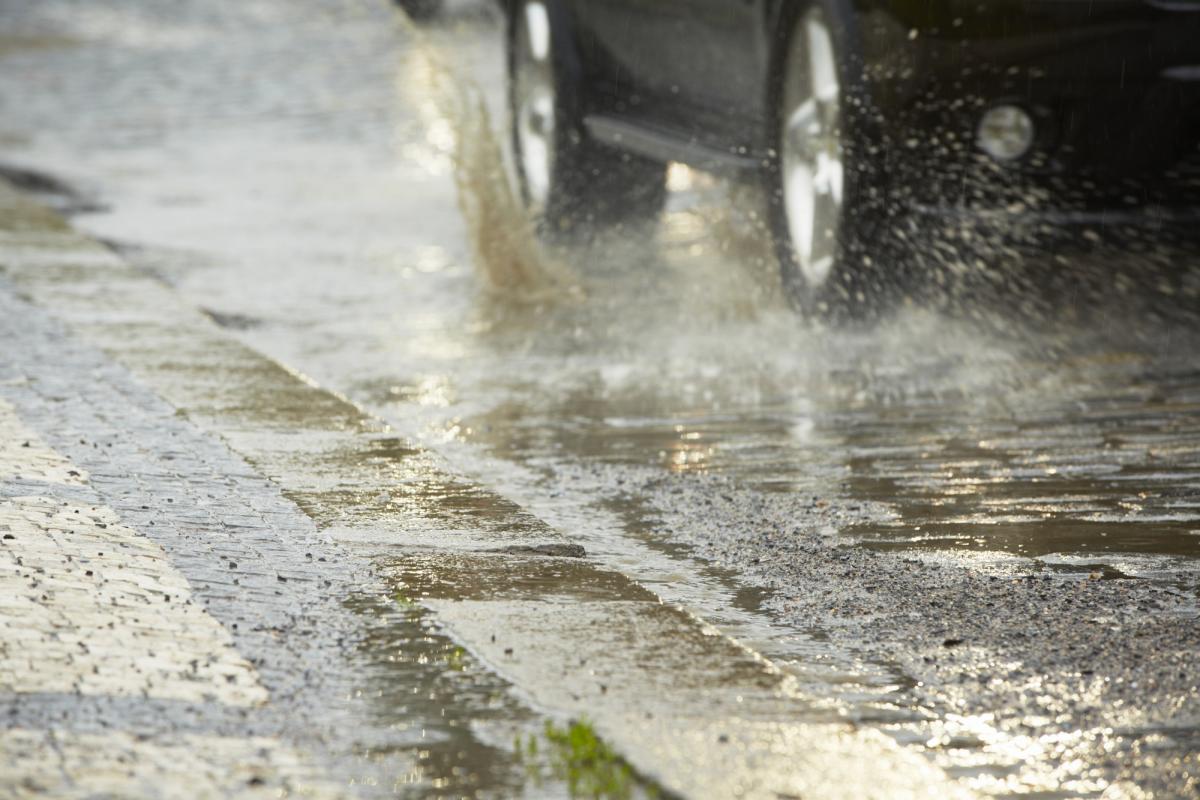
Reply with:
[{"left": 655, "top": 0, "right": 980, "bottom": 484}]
[{"left": 552, "top": 0, "right": 1200, "bottom": 204}]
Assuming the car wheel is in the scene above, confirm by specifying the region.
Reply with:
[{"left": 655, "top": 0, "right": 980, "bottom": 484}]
[
  {"left": 508, "top": 0, "right": 666, "bottom": 239},
  {"left": 767, "top": 3, "right": 893, "bottom": 319}
]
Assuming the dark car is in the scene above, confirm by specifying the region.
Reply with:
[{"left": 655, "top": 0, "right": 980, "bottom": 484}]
[{"left": 504, "top": 1, "right": 1200, "bottom": 315}]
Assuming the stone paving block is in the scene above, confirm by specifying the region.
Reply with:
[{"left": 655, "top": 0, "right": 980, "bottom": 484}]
[
  {"left": 0, "top": 383, "right": 359, "bottom": 795},
  {"left": 0, "top": 493, "right": 267, "bottom": 707},
  {"left": 0, "top": 728, "right": 347, "bottom": 799},
  {"left": 0, "top": 392, "right": 274, "bottom": 714},
  {"left": 0, "top": 399, "right": 87, "bottom": 487}
]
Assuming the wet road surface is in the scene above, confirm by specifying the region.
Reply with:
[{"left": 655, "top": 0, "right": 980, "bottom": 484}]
[{"left": 1, "top": 0, "right": 1199, "bottom": 796}]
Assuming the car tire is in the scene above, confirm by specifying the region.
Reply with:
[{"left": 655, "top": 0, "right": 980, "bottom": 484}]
[
  {"left": 765, "top": 1, "right": 897, "bottom": 320},
  {"left": 507, "top": 0, "right": 667, "bottom": 239},
  {"left": 396, "top": 0, "right": 441, "bottom": 22}
]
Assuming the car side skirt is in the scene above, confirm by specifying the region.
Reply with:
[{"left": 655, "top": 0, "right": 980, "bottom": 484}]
[{"left": 583, "top": 115, "right": 763, "bottom": 173}]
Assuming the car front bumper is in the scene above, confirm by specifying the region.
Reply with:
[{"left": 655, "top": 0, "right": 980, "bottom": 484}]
[{"left": 863, "top": 0, "right": 1200, "bottom": 206}]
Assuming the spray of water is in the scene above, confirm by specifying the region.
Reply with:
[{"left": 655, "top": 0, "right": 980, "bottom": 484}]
[
  {"left": 394, "top": 11, "right": 581, "bottom": 304},
  {"left": 686, "top": 176, "right": 784, "bottom": 316}
]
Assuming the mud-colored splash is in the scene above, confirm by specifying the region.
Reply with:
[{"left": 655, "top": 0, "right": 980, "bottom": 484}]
[{"left": 394, "top": 11, "right": 580, "bottom": 303}]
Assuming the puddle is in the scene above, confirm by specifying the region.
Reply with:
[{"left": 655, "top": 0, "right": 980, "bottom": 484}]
[
  {"left": 380, "top": 551, "right": 658, "bottom": 604},
  {"left": 344, "top": 587, "right": 542, "bottom": 796},
  {"left": 278, "top": 435, "right": 556, "bottom": 540}
]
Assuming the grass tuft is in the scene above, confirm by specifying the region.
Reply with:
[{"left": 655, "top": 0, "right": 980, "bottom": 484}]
[{"left": 519, "top": 718, "right": 657, "bottom": 799}]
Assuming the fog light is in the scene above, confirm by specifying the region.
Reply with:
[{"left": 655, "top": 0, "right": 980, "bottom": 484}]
[{"left": 976, "top": 105, "right": 1034, "bottom": 162}]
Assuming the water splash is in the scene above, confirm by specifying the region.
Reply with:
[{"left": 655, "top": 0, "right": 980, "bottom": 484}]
[
  {"left": 394, "top": 10, "right": 581, "bottom": 304},
  {"left": 665, "top": 171, "right": 785, "bottom": 319}
]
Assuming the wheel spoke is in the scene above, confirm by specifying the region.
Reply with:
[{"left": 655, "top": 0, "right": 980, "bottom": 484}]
[
  {"left": 806, "top": 16, "right": 839, "bottom": 102},
  {"left": 524, "top": 1, "right": 550, "bottom": 62},
  {"left": 785, "top": 99, "right": 820, "bottom": 158},
  {"left": 528, "top": 91, "right": 553, "bottom": 138},
  {"left": 813, "top": 152, "right": 844, "bottom": 205},
  {"left": 785, "top": 163, "right": 816, "bottom": 264}
]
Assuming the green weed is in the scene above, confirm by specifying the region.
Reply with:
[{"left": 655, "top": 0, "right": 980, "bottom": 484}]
[{"left": 518, "top": 718, "right": 655, "bottom": 799}]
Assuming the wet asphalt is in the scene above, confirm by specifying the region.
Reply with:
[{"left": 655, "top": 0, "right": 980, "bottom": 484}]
[{"left": 1, "top": 0, "right": 1198, "bottom": 796}]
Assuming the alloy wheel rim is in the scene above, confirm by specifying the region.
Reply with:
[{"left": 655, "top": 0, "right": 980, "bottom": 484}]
[
  {"left": 514, "top": 1, "right": 555, "bottom": 213},
  {"left": 780, "top": 9, "right": 844, "bottom": 288}
]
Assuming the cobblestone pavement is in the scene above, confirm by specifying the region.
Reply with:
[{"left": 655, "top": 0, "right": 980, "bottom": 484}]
[
  {"left": 0, "top": 386, "right": 338, "bottom": 796},
  {"left": 0, "top": 489, "right": 266, "bottom": 706},
  {"left": 0, "top": 191, "right": 369, "bottom": 795},
  {"left": 1, "top": 728, "right": 345, "bottom": 800}
]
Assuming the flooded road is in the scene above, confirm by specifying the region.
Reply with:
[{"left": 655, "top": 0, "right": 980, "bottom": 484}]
[{"left": 1, "top": 0, "right": 1198, "bottom": 796}]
